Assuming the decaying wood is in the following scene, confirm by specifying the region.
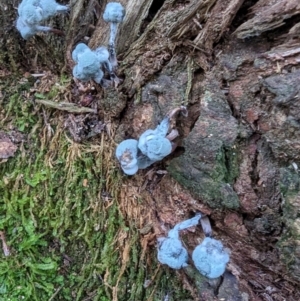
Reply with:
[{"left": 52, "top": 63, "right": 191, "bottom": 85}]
[
  {"left": 262, "top": 21, "right": 300, "bottom": 65},
  {"left": 166, "top": 0, "right": 216, "bottom": 39},
  {"left": 193, "top": 0, "right": 244, "bottom": 49},
  {"left": 116, "top": 0, "right": 154, "bottom": 54},
  {"left": 235, "top": 0, "right": 300, "bottom": 39}
]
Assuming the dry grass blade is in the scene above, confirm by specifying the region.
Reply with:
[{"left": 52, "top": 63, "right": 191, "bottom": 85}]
[
  {"left": 0, "top": 231, "right": 10, "bottom": 256},
  {"left": 35, "top": 99, "right": 97, "bottom": 113}
]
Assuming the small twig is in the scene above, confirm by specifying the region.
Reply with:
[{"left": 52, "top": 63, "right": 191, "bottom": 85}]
[
  {"left": 35, "top": 99, "right": 97, "bottom": 114},
  {"left": 48, "top": 285, "right": 63, "bottom": 301},
  {"left": 49, "top": 28, "right": 65, "bottom": 36},
  {"left": 0, "top": 231, "right": 10, "bottom": 256},
  {"left": 200, "top": 215, "right": 212, "bottom": 237},
  {"left": 31, "top": 73, "right": 46, "bottom": 77},
  {"left": 266, "top": 47, "right": 300, "bottom": 60},
  {"left": 167, "top": 106, "right": 188, "bottom": 119},
  {"left": 166, "top": 129, "right": 179, "bottom": 141},
  {"left": 193, "top": 18, "right": 202, "bottom": 29}
]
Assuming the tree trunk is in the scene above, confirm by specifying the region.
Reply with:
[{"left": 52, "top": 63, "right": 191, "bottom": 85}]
[{"left": 1, "top": 0, "right": 300, "bottom": 300}]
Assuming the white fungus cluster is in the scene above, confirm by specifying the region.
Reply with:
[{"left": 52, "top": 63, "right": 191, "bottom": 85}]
[
  {"left": 71, "top": 2, "right": 125, "bottom": 84},
  {"left": 115, "top": 107, "right": 188, "bottom": 175},
  {"left": 192, "top": 237, "right": 230, "bottom": 279},
  {"left": 157, "top": 215, "right": 230, "bottom": 279},
  {"left": 115, "top": 117, "right": 173, "bottom": 175},
  {"left": 157, "top": 215, "right": 202, "bottom": 269},
  {"left": 72, "top": 43, "right": 115, "bottom": 85},
  {"left": 103, "top": 2, "right": 125, "bottom": 68},
  {"left": 16, "top": 0, "right": 68, "bottom": 39}
]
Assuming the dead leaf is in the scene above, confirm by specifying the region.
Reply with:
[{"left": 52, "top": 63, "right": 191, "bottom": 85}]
[
  {"left": 0, "top": 133, "right": 17, "bottom": 159},
  {"left": 83, "top": 179, "right": 88, "bottom": 187}
]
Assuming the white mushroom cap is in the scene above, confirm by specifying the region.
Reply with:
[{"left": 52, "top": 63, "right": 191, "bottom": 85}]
[
  {"left": 103, "top": 2, "right": 125, "bottom": 23},
  {"left": 94, "top": 46, "right": 110, "bottom": 62},
  {"left": 115, "top": 139, "right": 139, "bottom": 175},
  {"left": 192, "top": 237, "right": 230, "bottom": 279},
  {"left": 72, "top": 43, "right": 90, "bottom": 63},
  {"left": 157, "top": 237, "right": 188, "bottom": 269}
]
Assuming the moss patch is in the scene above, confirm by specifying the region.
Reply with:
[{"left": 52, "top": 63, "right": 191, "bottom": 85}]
[
  {"left": 0, "top": 76, "right": 192, "bottom": 301},
  {"left": 277, "top": 167, "right": 300, "bottom": 281},
  {"left": 168, "top": 154, "right": 240, "bottom": 209}
]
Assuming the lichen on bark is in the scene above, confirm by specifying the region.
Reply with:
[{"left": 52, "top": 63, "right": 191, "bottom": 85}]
[
  {"left": 278, "top": 167, "right": 300, "bottom": 281},
  {"left": 168, "top": 86, "right": 240, "bottom": 209}
]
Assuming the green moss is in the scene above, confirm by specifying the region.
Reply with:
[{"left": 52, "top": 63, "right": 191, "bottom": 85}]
[
  {"left": 167, "top": 86, "right": 240, "bottom": 210},
  {"left": 276, "top": 167, "right": 300, "bottom": 281},
  {"left": 210, "top": 146, "right": 239, "bottom": 184},
  {"left": 279, "top": 167, "right": 300, "bottom": 203},
  {"left": 279, "top": 167, "right": 300, "bottom": 235},
  {"left": 224, "top": 147, "right": 240, "bottom": 184},
  {"left": 168, "top": 147, "right": 240, "bottom": 209},
  {"left": 0, "top": 77, "right": 193, "bottom": 300}
]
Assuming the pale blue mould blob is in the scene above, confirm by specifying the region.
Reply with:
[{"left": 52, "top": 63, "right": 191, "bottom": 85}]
[
  {"left": 18, "top": 0, "right": 44, "bottom": 25},
  {"left": 94, "top": 46, "right": 113, "bottom": 74},
  {"left": 38, "top": 0, "right": 69, "bottom": 19},
  {"left": 16, "top": 17, "right": 53, "bottom": 39},
  {"left": 76, "top": 50, "right": 100, "bottom": 75},
  {"left": 157, "top": 236, "right": 188, "bottom": 269},
  {"left": 157, "top": 215, "right": 201, "bottom": 269},
  {"left": 103, "top": 2, "right": 125, "bottom": 23},
  {"left": 138, "top": 117, "right": 172, "bottom": 162},
  {"left": 116, "top": 117, "right": 177, "bottom": 174},
  {"left": 103, "top": 2, "right": 125, "bottom": 68},
  {"left": 72, "top": 65, "right": 103, "bottom": 83},
  {"left": 72, "top": 43, "right": 90, "bottom": 63},
  {"left": 103, "top": 2, "right": 125, "bottom": 44},
  {"left": 17, "top": 0, "right": 68, "bottom": 39},
  {"left": 115, "top": 139, "right": 139, "bottom": 175},
  {"left": 192, "top": 237, "right": 230, "bottom": 279},
  {"left": 139, "top": 136, "right": 172, "bottom": 162},
  {"left": 18, "top": 0, "right": 68, "bottom": 23},
  {"left": 16, "top": 17, "right": 33, "bottom": 39},
  {"left": 72, "top": 44, "right": 103, "bottom": 83}
]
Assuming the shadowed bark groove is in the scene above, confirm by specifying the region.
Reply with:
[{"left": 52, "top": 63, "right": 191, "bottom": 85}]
[{"left": 234, "top": 0, "right": 300, "bottom": 39}]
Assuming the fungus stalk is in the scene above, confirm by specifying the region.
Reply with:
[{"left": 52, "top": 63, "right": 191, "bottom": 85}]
[
  {"left": 95, "top": 46, "right": 121, "bottom": 85},
  {"left": 103, "top": 2, "right": 125, "bottom": 69},
  {"left": 109, "top": 21, "right": 118, "bottom": 47},
  {"left": 107, "top": 22, "right": 121, "bottom": 69},
  {"left": 167, "top": 106, "right": 188, "bottom": 119},
  {"left": 200, "top": 215, "right": 212, "bottom": 237},
  {"left": 157, "top": 214, "right": 201, "bottom": 269},
  {"left": 166, "top": 129, "right": 179, "bottom": 141}
]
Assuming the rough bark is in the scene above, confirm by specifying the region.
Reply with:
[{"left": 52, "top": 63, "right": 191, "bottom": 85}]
[{"left": 1, "top": 0, "right": 300, "bottom": 300}]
